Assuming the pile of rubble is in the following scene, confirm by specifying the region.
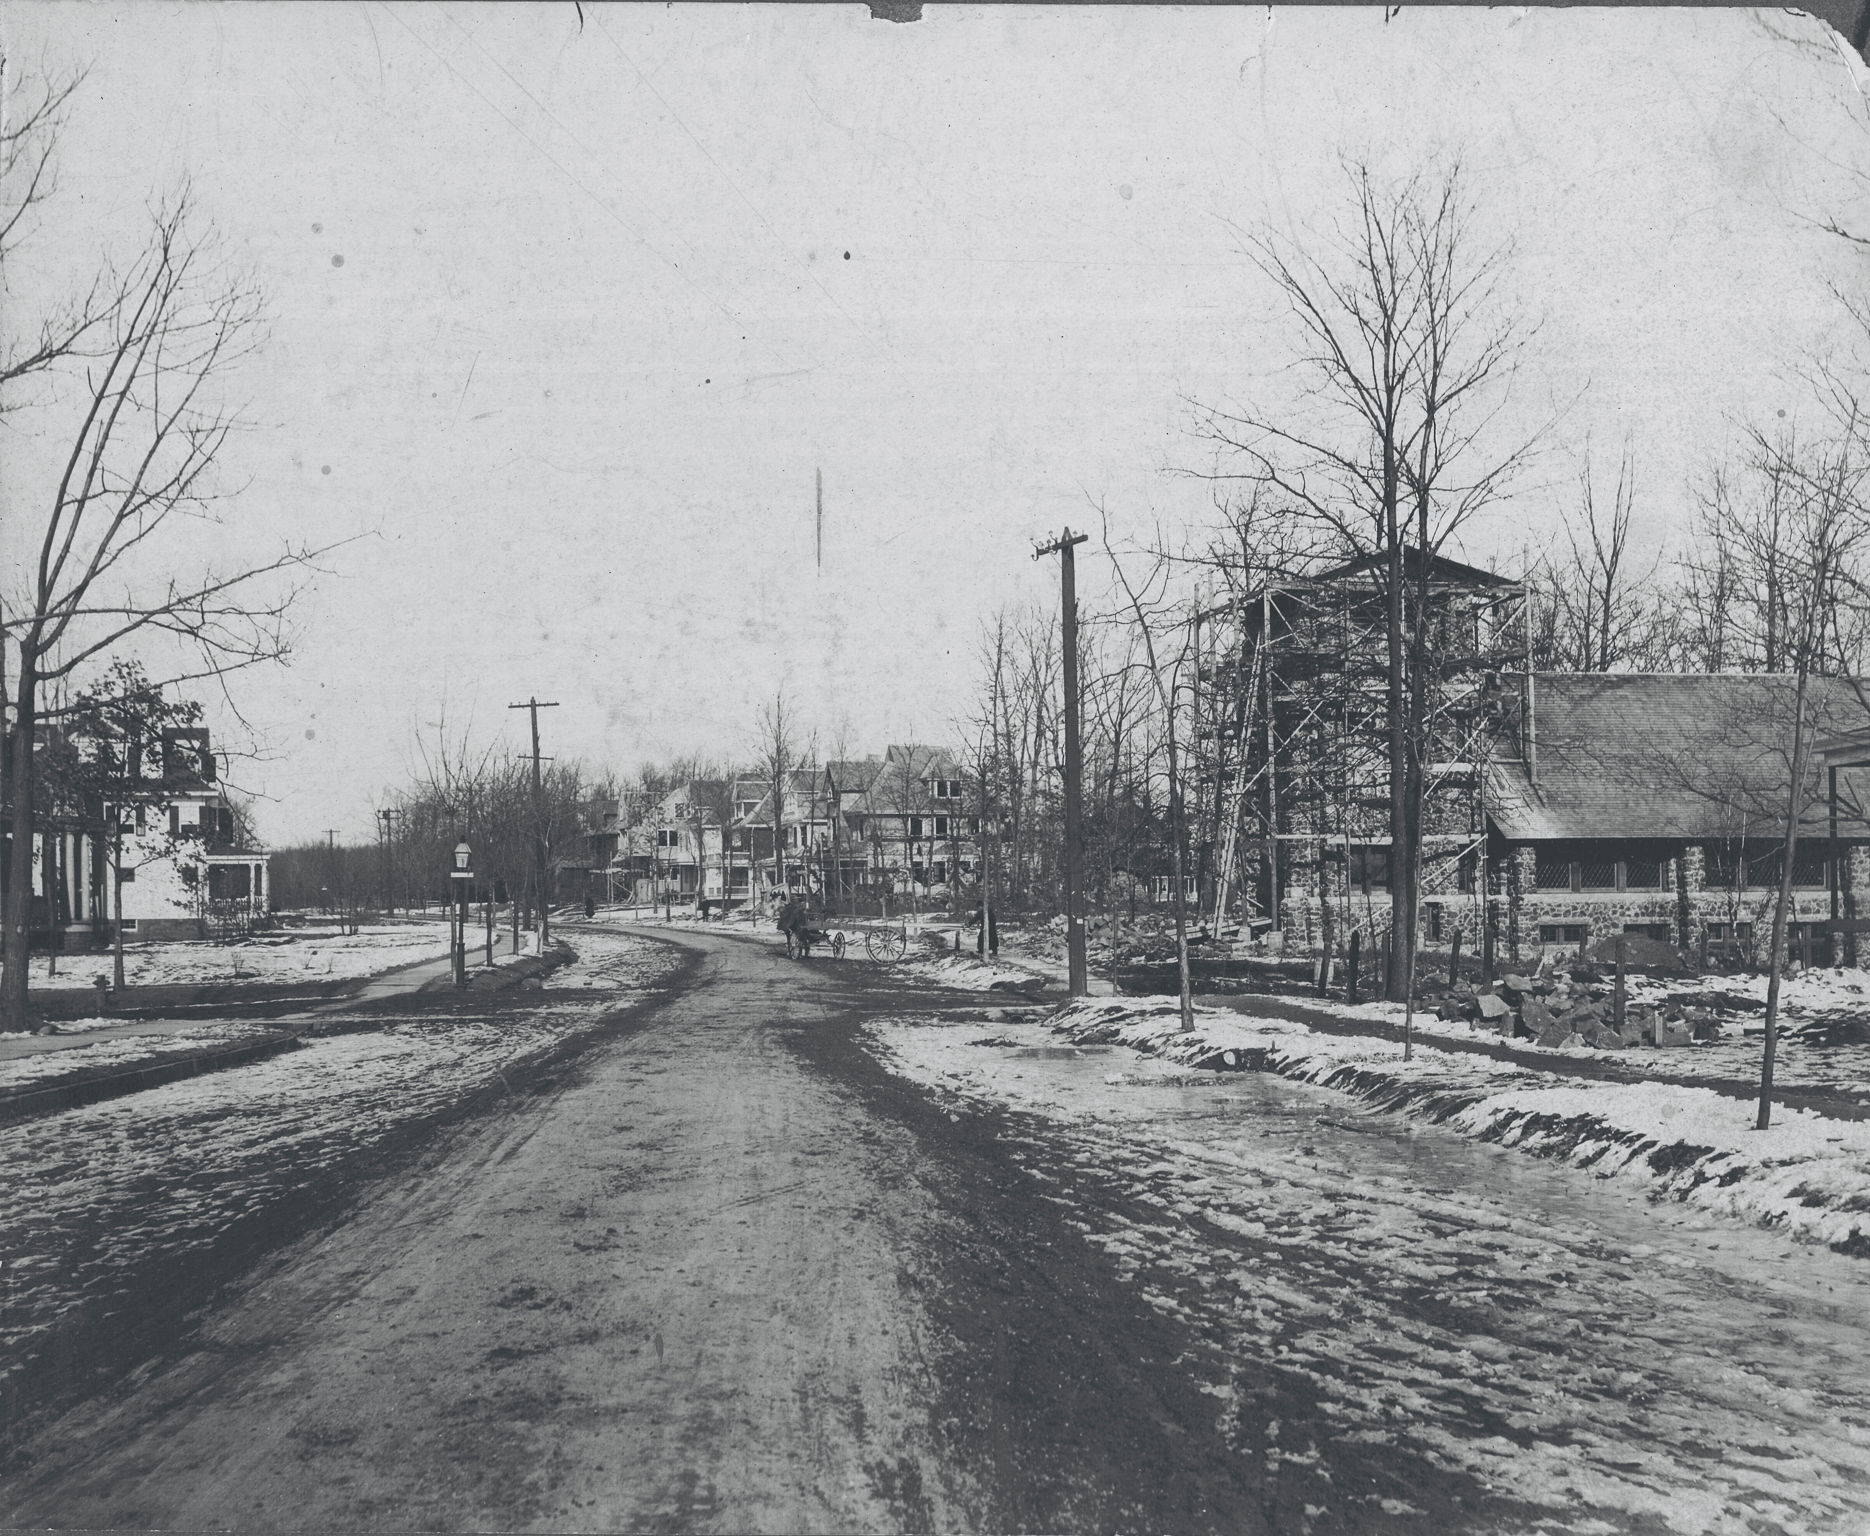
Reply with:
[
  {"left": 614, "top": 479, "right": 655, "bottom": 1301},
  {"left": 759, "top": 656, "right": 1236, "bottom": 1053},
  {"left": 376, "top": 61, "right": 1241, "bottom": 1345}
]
[{"left": 1417, "top": 959, "right": 1723, "bottom": 1050}]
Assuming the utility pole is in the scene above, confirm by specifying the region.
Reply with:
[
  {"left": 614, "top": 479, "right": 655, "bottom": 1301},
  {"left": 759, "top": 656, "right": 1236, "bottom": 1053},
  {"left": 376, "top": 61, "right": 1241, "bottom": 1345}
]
[
  {"left": 377, "top": 807, "right": 401, "bottom": 916},
  {"left": 1035, "top": 528, "right": 1090, "bottom": 996},
  {"left": 816, "top": 467, "right": 824, "bottom": 572},
  {"left": 507, "top": 697, "right": 560, "bottom": 945},
  {"left": 324, "top": 828, "right": 339, "bottom": 918}
]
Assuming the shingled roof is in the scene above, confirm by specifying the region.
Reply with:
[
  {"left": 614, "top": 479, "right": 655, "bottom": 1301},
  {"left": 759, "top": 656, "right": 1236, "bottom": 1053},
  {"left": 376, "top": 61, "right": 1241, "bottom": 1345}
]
[{"left": 1485, "top": 673, "right": 1870, "bottom": 842}]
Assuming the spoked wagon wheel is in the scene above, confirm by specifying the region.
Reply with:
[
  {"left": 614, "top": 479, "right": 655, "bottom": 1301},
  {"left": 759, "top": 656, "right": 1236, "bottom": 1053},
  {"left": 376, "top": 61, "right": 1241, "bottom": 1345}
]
[
  {"left": 865, "top": 926, "right": 907, "bottom": 963},
  {"left": 831, "top": 931, "right": 847, "bottom": 960}
]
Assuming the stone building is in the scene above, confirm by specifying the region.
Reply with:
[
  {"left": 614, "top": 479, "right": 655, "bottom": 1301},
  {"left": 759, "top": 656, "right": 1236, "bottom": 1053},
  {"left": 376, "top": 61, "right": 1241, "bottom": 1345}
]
[{"left": 1275, "top": 670, "right": 1870, "bottom": 966}]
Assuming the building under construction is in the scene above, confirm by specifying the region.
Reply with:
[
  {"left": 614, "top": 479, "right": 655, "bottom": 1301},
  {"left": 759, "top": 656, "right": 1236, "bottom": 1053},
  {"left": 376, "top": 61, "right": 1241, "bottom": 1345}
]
[{"left": 1191, "top": 547, "right": 1530, "bottom": 952}]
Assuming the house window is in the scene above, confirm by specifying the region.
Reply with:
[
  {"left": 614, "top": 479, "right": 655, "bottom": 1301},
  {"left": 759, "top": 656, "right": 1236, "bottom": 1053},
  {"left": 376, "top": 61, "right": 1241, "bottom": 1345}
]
[
  {"left": 934, "top": 816, "right": 950, "bottom": 837},
  {"left": 1623, "top": 923, "right": 1671, "bottom": 943},
  {"left": 909, "top": 817, "right": 924, "bottom": 839},
  {"left": 960, "top": 859, "right": 976, "bottom": 875},
  {"left": 969, "top": 818, "right": 981, "bottom": 835},
  {"left": 1539, "top": 923, "right": 1588, "bottom": 945},
  {"left": 656, "top": 829, "right": 681, "bottom": 848},
  {"left": 929, "top": 779, "right": 960, "bottom": 800},
  {"left": 932, "top": 860, "right": 947, "bottom": 882},
  {"left": 119, "top": 919, "right": 137, "bottom": 933},
  {"left": 1457, "top": 848, "right": 1478, "bottom": 894}
]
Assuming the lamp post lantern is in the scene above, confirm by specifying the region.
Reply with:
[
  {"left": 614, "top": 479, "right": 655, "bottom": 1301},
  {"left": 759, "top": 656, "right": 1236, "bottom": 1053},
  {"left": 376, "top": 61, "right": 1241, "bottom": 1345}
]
[{"left": 450, "top": 841, "right": 474, "bottom": 987}]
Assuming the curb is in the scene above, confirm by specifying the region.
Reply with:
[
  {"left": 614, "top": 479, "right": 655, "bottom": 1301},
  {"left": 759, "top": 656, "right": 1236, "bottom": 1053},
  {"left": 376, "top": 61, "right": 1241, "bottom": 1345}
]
[
  {"left": 0, "top": 1031, "right": 305, "bottom": 1127},
  {"left": 416, "top": 944, "right": 572, "bottom": 994}
]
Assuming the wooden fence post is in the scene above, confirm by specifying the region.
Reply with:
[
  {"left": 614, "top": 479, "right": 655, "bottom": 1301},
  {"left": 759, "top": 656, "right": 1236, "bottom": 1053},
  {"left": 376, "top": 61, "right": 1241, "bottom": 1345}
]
[
  {"left": 1347, "top": 931, "right": 1362, "bottom": 1006},
  {"left": 1449, "top": 930, "right": 1462, "bottom": 988}
]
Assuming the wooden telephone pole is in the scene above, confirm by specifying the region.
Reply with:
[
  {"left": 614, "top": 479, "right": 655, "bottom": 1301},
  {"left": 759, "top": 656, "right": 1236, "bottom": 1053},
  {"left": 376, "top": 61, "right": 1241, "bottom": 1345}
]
[
  {"left": 1035, "top": 529, "right": 1090, "bottom": 997},
  {"left": 507, "top": 697, "right": 560, "bottom": 944}
]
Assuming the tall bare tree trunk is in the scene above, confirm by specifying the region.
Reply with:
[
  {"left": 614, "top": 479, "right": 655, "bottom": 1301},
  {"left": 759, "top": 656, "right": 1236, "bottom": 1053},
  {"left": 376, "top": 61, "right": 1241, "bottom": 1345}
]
[
  {"left": 1759, "top": 666, "right": 1812, "bottom": 1130},
  {"left": 2, "top": 657, "right": 39, "bottom": 1033}
]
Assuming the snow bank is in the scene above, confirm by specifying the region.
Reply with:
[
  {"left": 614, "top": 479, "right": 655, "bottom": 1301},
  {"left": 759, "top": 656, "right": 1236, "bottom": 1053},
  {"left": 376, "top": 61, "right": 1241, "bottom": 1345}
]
[
  {"left": 1051, "top": 996, "right": 1870, "bottom": 1256},
  {"left": 895, "top": 952, "right": 1047, "bottom": 992}
]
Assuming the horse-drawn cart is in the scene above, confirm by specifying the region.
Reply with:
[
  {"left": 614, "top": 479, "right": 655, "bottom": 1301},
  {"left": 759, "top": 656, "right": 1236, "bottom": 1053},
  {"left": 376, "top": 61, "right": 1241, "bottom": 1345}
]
[{"left": 787, "top": 918, "right": 909, "bottom": 963}]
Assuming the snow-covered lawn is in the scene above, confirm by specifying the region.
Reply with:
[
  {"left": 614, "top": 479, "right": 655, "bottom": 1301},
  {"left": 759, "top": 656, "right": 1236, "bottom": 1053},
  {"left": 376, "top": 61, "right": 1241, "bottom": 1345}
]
[
  {"left": 22, "top": 924, "right": 456, "bottom": 992},
  {"left": 0, "top": 931, "right": 680, "bottom": 1422},
  {"left": 1049, "top": 996, "right": 1870, "bottom": 1256}
]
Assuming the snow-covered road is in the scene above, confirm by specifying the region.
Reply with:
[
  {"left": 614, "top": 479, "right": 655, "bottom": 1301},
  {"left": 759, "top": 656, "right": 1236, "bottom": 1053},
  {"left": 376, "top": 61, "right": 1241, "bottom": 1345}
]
[
  {"left": 869, "top": 1014, "right": 1870, "bottom": 1534},
  {"left": 6, "top": 928, "right": 1869, "bottom": 1533}
]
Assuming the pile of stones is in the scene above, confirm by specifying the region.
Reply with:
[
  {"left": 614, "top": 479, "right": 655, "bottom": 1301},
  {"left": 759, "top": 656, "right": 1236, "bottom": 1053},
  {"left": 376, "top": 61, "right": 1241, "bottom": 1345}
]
[{"left": 1414, "top": 962, "right": 1722, "bottom": 1050}]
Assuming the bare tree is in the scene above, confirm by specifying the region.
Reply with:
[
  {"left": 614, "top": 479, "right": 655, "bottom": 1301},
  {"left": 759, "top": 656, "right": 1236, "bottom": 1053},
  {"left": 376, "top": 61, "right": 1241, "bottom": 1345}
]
[
  {"left": 0, "top": 63, "right": 116, "bottom": 401},
  {"left": 1194, "top": 158, "right": 1539, "bottom": 1000},
  {"left": 1740, "top": 401, "right": 1870, "bottom": 1128},
  {"left": 1527, "top": 445, "right": 1673, "bottom": 673},
  {"left": 1, "top": 179, "right": 337, "bottom": 1029},
  {"left": 1103, "top": 521, "right": 1198, "bottom": 1031},
  {"left": 752, "top": 692, "right": 801, "bottom": 900}
]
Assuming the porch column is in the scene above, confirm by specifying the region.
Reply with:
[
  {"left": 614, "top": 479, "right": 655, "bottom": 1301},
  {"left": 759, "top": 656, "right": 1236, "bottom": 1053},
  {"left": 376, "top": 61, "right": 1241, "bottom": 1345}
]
[
  {"left": 1507, "top": 845, "right": 1536, "bottom": 963},
  {"left": 1676, "top": 844, "right": 1705, "bottom": 951}
]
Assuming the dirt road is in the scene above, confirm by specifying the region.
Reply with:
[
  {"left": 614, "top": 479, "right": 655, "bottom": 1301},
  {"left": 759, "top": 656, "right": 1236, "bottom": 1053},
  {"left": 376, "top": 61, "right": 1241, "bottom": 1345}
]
[
  {"left": 0, "top": 927, "right": 1279, "bottom": 1533},
  {"left": 11, "top": 924, "right": 1863, "bottom": 1534}
]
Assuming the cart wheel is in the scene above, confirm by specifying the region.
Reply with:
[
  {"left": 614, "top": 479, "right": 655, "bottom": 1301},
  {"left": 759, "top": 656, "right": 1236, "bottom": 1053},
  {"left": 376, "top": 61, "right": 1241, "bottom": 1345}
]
[
  {"left": 831, "top": 932, "right": 847, "bottom": 960},
  {"left": 866, "top": 926, "right": 907, "bottom": 963}
]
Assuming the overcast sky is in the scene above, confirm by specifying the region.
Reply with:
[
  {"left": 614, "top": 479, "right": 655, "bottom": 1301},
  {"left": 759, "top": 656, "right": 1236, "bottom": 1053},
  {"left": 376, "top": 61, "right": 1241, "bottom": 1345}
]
[{"left": 5, "top": 3, "right": 1870, "bottom": 845}]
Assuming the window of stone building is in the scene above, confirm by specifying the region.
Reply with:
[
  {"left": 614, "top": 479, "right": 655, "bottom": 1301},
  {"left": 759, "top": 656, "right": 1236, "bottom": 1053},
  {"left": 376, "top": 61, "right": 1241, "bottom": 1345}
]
[
  {"left": 1348, "top": 843, "right": 1389, "bottom": 892},
  {"left": 1535, "top": 847, "right": 1572, "bottom": 890},
  {"left": 1624, "top": 854, "right": 1664, "bottom": 889},
  {"left": 1539, "top": 923, "right": 1587, "bottom": 945},
  {"left": 1578, "top": 854, "right": 1618, "bottom": 890},
  {"left": 1791, "top": 846, "right": 1830, "bottom": 888}
]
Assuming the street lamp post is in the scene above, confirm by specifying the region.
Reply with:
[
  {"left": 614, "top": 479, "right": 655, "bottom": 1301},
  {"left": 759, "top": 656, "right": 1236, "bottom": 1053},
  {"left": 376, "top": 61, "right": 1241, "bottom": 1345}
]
[{"left": 451, "top": 841, "right": 473, "bottom": 987}]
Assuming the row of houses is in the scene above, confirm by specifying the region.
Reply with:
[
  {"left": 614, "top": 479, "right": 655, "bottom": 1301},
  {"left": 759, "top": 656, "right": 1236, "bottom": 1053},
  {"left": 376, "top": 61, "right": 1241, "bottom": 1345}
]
[
  {"left": 568, "top": 745, "right": 988, "bottom": 915},
  {"left": 5, "top": 725, "right": 269, "bottom": 948}
]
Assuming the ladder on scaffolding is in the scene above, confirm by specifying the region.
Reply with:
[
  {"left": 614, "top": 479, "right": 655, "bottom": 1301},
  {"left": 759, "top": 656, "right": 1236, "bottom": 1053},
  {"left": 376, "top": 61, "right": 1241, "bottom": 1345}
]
[{"left": 1207, "top": 616, "right": 1263, "bottom": 934}]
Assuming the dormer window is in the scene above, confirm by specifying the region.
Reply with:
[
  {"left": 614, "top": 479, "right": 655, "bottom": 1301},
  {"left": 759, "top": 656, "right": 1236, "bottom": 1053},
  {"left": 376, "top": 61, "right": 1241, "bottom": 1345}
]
[{"left": 928, "top": 778, "right": 961, "bottom": 801}]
